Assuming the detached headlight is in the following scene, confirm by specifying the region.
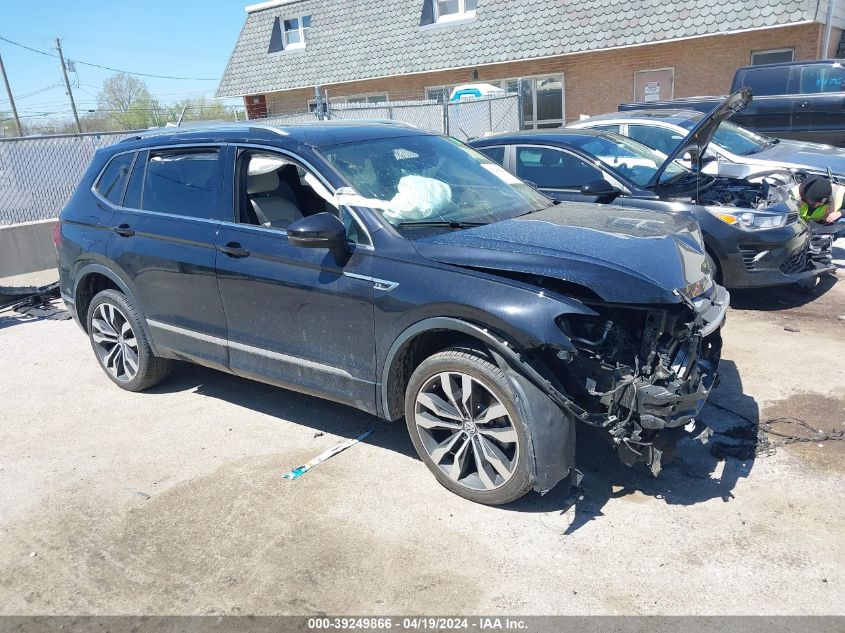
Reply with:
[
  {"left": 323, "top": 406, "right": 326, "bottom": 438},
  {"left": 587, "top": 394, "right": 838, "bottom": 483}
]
[{"left": 705, "top": 207, "right": 787, "bottom": 231}]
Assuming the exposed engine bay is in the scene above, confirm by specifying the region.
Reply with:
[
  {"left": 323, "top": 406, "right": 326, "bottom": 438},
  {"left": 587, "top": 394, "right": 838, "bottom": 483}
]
[
  {"left": 538, "top": 284, "right": 728, "bottom": 476},
  {"left": 681, "top": 175, "right": 794, "bottom": 211}
]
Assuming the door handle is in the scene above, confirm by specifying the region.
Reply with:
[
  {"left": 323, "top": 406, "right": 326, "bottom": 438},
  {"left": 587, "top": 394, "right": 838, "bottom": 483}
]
[
  {"left": 112, "top": 224, "right": 135, "bottom": 237},
  {"left": 799, "top": 100, "right": 811, "bottom": 109},
  {"left": 218, "top": 242, "right": 250, "bottom": 258}
]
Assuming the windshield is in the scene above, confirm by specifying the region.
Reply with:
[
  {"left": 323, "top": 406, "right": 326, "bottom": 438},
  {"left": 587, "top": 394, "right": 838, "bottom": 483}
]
[
  {"left": 319, "top": 135, "right": 550, "bottom": 231},
  {"left": 677, "top": 118, "right": 770, "bottom": 155},
  {"left": 562, "top": 133, "right": 688, "bottom": 188}
]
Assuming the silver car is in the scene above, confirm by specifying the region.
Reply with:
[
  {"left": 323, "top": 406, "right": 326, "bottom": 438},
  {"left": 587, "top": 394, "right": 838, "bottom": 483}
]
[{"left": 569, "top": 108, "right": 845, "bottom": 185}]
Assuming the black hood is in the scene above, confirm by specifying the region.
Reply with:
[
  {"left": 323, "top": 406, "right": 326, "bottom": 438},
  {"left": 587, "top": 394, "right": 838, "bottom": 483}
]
[
  {"left": 412, "top": 202, "right": 710, "bottom": 304},
  {"left": 648, "top": 88, "right": 752, "bottom": 188}
]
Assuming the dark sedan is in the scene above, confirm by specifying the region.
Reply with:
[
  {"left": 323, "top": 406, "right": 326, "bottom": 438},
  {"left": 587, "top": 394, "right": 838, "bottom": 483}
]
[{"left": 471, "top": 128, "right": 832, "bottom": 288}]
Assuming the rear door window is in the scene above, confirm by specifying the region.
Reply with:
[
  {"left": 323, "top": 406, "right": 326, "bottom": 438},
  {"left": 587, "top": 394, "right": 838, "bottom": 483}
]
[
  {"left": 95, "top": 152, "right": 134, "bottom": 205},
  {"left": 738, "top": 67, "right": 789, "bottom": 96},
  {"left": 515, "top": 146, "right": 602, "bottom": 189},
  {"left": 141, "top": 148, "right": 223, "bottom": 219},
  {"left": 627, "top": 125, "right": 685, "bottom": 156}
]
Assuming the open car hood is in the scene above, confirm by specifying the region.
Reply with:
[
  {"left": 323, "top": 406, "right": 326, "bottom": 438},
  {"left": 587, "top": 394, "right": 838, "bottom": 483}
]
[
  {"left": 411, "top": 202, "right": 710, "bottom": 304},
  {"left": 648, "top": 88, "right": 752, "bottom": 189}
]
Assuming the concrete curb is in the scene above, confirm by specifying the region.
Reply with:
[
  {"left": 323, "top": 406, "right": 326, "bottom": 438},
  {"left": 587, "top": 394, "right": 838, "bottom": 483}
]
[{"left": 0, "top": 219, "right": 59, "bottom": 282}]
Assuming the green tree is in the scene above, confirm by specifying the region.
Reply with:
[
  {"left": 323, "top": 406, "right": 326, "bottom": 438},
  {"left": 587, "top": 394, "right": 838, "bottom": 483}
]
[
  {"left": 97, "top": 73, "right": 161, "bottom": 130},
  {"left": 163, "top": 96, "right": 234, "bottom": 124}
]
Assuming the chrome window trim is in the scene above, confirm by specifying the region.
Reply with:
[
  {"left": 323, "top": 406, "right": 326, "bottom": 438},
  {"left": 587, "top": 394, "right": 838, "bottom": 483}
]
[
  {"left": 147, "top": 319, "right": 374, "bottom": 383},
  {"left": 231, "top": 142, "right": 375, "bottom": 249},
  {"left": 90, "top": 143, "right": 226, "bottom": 222}
]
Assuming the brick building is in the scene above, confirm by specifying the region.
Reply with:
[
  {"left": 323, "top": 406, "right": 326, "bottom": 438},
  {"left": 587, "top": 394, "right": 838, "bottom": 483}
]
[{"left": 217, "top": 0, "right": 845, "bottom": 126}]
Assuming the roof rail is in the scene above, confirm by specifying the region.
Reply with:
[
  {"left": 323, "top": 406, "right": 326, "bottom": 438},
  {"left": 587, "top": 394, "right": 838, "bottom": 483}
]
[{"left": 118, "top": 123, "right": 290, "bottom": 143}]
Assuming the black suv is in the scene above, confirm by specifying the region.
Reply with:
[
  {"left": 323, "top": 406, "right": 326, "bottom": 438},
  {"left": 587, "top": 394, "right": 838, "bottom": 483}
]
[{"left": 57, "top": 123, "right": 727, "bottom": 505}]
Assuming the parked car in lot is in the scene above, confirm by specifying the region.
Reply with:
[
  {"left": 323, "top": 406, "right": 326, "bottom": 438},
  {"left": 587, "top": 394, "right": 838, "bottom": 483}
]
[
  {"left": 471, "top": 92, "right": 834, "bottom": 289},
  {"left": 619, "top": 59, "right": 845, "bottom": 147},
  {"left": 57, "top": 122, "right": 727, "bottom": 505},
  {"left": 569, "top": 105, "right": 845, "bottom": 185}
]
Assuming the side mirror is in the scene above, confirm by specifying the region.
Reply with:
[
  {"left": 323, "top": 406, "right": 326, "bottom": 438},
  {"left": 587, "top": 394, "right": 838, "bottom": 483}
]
[
  {"left": 580, "top": 179, "right": 621, "bottom": 202},
  {"left": 287, "top": 212, "right": 348, "bottom": 256}
]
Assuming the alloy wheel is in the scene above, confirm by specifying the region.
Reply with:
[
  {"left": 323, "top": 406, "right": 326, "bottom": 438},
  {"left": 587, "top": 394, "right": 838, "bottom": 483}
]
[
  {"left": 91, "top": 303, "right": 140, "bottom": 382},
  {"left": 414, "top": 371, "right": 519, "bottom": 491}
]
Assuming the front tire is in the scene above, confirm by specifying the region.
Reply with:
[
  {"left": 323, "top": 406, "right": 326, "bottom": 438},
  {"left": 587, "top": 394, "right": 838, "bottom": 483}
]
[
  {"left": 87, "top": 289, "right": 172, "bottom": 392},
  {"left": 404, "top": 347, "right": 533, "bottom": 505}
]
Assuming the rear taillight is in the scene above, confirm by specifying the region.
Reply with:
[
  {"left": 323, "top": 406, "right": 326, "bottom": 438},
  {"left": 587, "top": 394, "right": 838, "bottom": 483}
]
[{"left": 52, "top": 221, "right": 62, "bottom": 249}]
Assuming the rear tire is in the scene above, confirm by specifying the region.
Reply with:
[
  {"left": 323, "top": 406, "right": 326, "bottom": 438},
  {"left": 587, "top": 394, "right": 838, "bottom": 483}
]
[
  {"left": 87, "top": 289, "right": 172, "bottom": 392},
  {"left": 404, "top": 346, "right": 533, "bottom": 505}
]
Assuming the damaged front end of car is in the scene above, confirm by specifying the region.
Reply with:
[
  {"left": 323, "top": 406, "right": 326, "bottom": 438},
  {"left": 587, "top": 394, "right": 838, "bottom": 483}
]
[{"left": 527, "top": 283, "right": 728, "bottom": 477}]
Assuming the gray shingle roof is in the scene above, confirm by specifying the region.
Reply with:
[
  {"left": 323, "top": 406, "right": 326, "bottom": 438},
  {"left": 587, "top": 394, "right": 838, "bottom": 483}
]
[{"left": 217, "top": 0, "right": 812, "bottom": 97}]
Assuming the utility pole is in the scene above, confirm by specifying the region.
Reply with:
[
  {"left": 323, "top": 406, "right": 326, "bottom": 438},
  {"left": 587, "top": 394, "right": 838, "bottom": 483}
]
[
  {"left": 55, "top": 38, "right": 82, "bottom": 133},
  {"left": 822, "top": 0, "right": 836, "bottom": 59},
  {"left": 0, "top": 53, "right": 23, "bottom": 136}
]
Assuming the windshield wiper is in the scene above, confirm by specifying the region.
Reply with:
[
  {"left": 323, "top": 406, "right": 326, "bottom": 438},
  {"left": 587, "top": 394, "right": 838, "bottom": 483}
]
[{"left": 395, "top": 220, "right": 488, "bottom": 229}]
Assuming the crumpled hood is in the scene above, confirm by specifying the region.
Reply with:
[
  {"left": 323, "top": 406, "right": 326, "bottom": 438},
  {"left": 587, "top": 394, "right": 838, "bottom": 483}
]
[{"left": 412, "top": 202, "right": 709, "bottom": 304}]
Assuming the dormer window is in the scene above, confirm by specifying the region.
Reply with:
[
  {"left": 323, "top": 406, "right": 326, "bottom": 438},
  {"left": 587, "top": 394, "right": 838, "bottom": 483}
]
[
  {"left": 268, "top": 14, "right": 311, "bottom": 53},
  {"left": 435, "top": 0, "right": 476, "bottom": 21}
]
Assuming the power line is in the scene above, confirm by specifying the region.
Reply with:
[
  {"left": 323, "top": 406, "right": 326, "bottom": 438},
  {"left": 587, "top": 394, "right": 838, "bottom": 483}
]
[{"left": 0, "top": 35, "right": 219, "bottom": 81}]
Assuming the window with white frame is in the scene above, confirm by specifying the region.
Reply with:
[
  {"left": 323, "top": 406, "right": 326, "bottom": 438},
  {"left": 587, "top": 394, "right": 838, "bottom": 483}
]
[
  {"left": 268, "top": 15, "right": 311, "bottom": 53},
  {"left": 425, "top": 86, "right": 451, "bottom": 103},
  {"left": 435, "top": 0, "right": 477, "bottom": 22},
  {"left": 500, "top": 75, "right": 565, "bottom": 129},
  {"left": 346, "top": 93, "right": 388, "bottom": 104},
  {"left": 751, "top": 48, "right": 794, "bottom": 66},
  {"left": 427, "top": 76, "right": 564, "bottom": 126}
]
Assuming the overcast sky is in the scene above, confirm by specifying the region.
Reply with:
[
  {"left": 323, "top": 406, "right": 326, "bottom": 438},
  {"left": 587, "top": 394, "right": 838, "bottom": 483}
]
[{"left": 0, "top": 0, "right": 247, "bottom": 120}]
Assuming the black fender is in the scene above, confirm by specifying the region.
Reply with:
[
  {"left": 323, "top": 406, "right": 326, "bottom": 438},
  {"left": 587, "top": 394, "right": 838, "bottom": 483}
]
[
  {"left": 498, "top": 350, "right": 576, "bottom": 494},
  {"left": 72, "top": 262, "right": 161, "bottom": 357},
  {"left": 381, "top": 316, "right": 577, "bottom": 494}
]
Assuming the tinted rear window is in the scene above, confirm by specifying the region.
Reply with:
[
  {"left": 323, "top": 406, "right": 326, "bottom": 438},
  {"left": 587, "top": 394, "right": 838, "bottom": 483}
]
[
  {"left": 478, "top": 146, "right": 505, "bottom": 165},
  {"left": 141, "top": 148, "right": 222, "bottom": 219},
  {"left": 95, "top": 153, "right": 134, "bottom": 205},
  {"left": 738, "top": 67, "right": 789, "bottom": 96}
]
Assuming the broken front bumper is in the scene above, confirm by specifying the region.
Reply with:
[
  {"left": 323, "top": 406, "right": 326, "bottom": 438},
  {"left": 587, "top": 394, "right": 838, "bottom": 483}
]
[{"left": 551, "top": 284, "right": 729, "bottom": 477}]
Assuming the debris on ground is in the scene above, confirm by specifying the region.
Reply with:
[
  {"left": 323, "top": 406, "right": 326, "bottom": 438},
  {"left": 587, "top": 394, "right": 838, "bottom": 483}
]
[
  {"left": 784, "top": 326, "right": 801, "bottom": 333},
  {"left": 706, "top": 400, "right": 845, "bottom": 460},
  {"left": 124, "top": 487, "right": 152, "bottom": 500},
  {"left": 0, "top": 283, "right": 70, "bottom": 321},
  {"left": 283, "top": 430, "right": 373, "bottom": 480}
]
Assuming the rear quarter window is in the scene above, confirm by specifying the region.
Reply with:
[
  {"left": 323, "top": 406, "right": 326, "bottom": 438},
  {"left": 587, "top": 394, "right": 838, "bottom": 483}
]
[
  {"left": 737, "top": 67, "right": 789, "bottom": 96},
  {"left": 95, "top": 152, "right": 134, "bottom": 205}
]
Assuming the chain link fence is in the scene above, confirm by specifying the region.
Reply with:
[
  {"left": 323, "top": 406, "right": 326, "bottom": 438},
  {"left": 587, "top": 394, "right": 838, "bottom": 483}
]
[
  {"left": 0, "top": 130, "right": 137, "bottom": 225},
  {"left": 0, "top": 94, "right": 521, "bottom": 226},
  {"left": 261, "top": 93, "right": 521, "bottom": 141}
]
